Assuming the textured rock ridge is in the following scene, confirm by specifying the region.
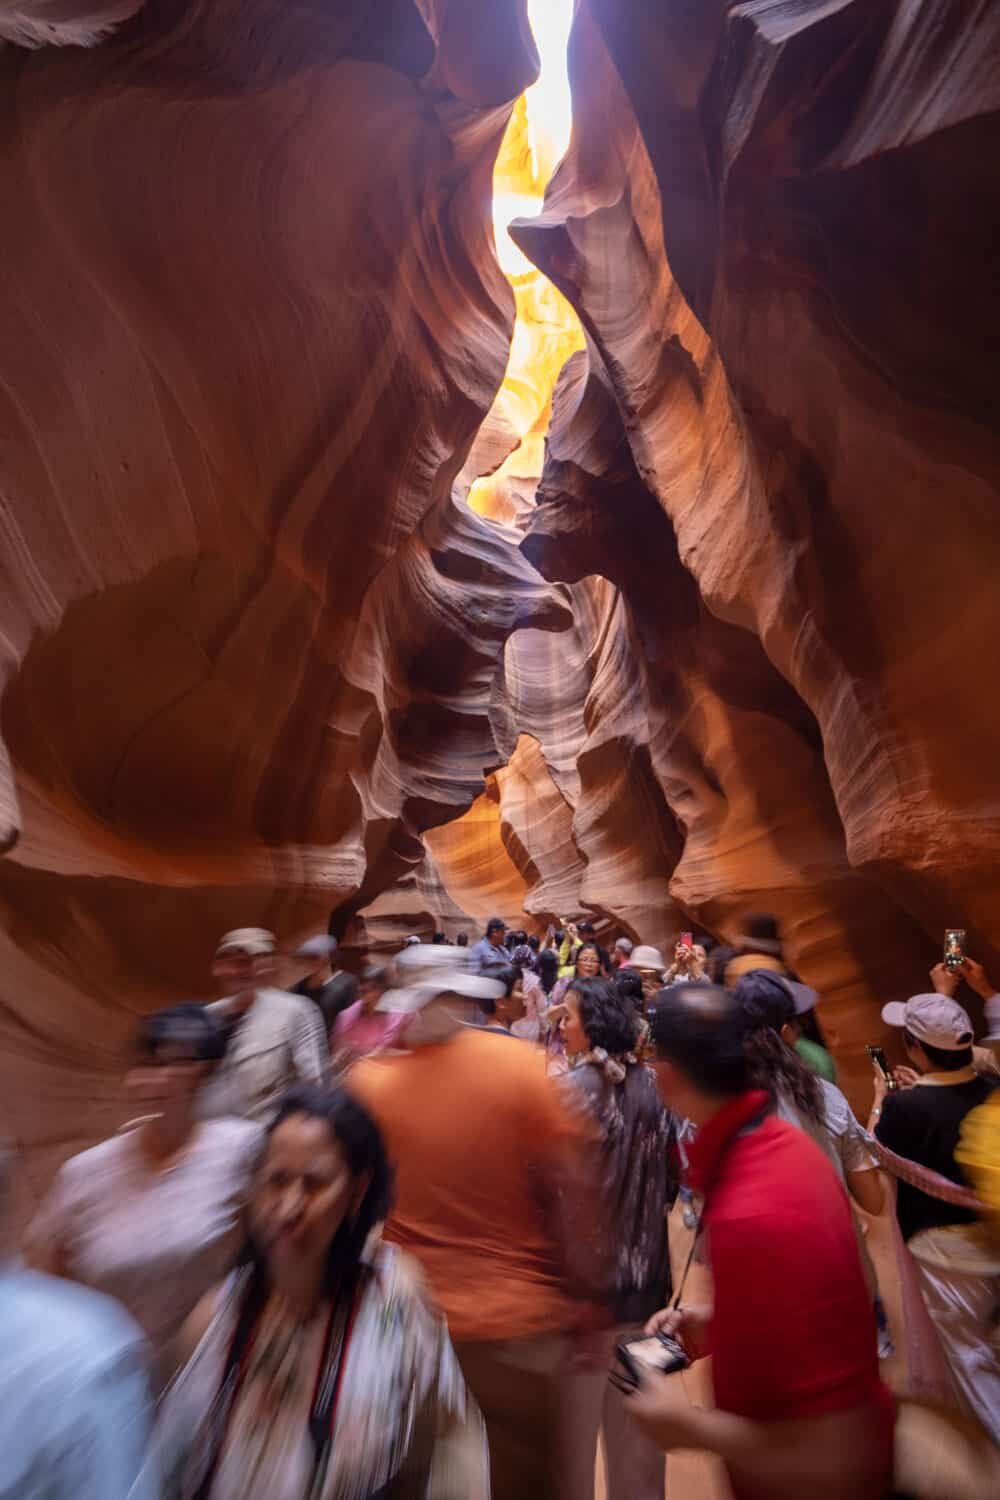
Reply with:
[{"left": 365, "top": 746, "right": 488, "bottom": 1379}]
[
  {"left": 4, "top": 0, "right": 1000, "bottom": 1175},
  {"left": 0, "top": 0, "right": 559, "bottom": 1195},
  {"left": 501, "top": 0, "right": 1000, "bottom": 1104}
]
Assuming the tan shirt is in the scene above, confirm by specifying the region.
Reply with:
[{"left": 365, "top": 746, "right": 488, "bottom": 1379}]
[{"left": 201, "top": 988, "right": 327, "bottom": 1124}]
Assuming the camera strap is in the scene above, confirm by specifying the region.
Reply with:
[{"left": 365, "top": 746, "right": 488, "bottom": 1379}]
[{"left": 672, "top": 1101, "right": 772, "bottom": 1310}]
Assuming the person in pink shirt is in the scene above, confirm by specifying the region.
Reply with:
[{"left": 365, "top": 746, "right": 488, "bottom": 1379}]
[{"left": 331, "top": 963, "right": 409, "bottom": 1073}]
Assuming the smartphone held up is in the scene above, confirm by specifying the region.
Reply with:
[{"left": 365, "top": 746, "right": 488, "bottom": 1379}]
[
  {"left": 866, "top": 1044, "right": 899, "bottom": 1091},
  {"left": 944, "top": 928, "right": 967, "bottom": 971}
]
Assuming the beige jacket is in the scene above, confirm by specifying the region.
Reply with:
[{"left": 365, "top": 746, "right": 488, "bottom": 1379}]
[{"left": 201, "top": 988, "right": 327, "bottom": 1124}]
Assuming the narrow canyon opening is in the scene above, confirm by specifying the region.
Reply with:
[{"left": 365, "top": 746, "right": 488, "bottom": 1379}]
[{"left": 1, "top": 0, "right": 998, "bottom": 1223}]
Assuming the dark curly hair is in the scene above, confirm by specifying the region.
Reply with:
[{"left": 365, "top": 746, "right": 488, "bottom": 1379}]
[
  {"left": 244, "top": 1086, "right": 394, "bottom": 1292},
  {"left": 566, "top": 976, "right": 638, "bottom": 1055},
  {"left": 735, "top": 970, "right": 824, "bottom": 1127},
  {"left": 613, "top": 967, "right": 645, "bottom": 1007}
]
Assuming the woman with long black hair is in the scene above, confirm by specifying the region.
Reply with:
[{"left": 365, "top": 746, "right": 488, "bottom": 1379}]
[
  {"left": 734, "top": 970, "right": 890, "bottom": 1353},
  {"left": 735, "top": 970, "right": 881, "bottom": 1216},
  {"left": 149, "top": 1086, "right": 487, "bottom": 1499},
  {"left": 558, "top": 977, "right": 676, "bottom": 1500}
]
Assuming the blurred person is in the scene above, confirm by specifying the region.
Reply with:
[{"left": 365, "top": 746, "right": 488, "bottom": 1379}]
[
  {"left": 872, "top": 991, "right": 1000, "bottom": 1440},
  {"left": 202, "top": 928, "right": 327, "bottom": 1123},
  {"left": 720, "top": 920, "right": 838, "bottom": 1078},
  {"left": 557, "top": 919, "right": 611, "bottom": 977},
  {"left": 528, "top": 932, "right": 541, "bottom": 955},
  {"left": 404, "top": 934, "right": 422, "bottom": 947},
  {"left": 1, "top": 1141, "right": 156, "bottom": 1500},
  {"left": 558, "top": 977, "right": 676, "bottom": 1500},
  {"left": 788, "top": 990, "right": 838, "bottom": 1082},
  {"left": 478, "top": 963, "right": 528, "bottom": 1036},
  {"left": 736, "top": 970, "right": 889, "bottom": 1350},
  {"left": 926, "top": 957, "right": 1000, "bottom": 1078},
  {"left": 148, "top": 1087, "right": 487, "bottom": 1499},
  {"left": 469, "top": 915, "right": 510, "bottom": 978},
  {"left": 350, "top": 946, "right": 599, "bottom": 1500},
  {"left": 505, "top": 946, "right": 549, "bottom": 1042},
  {"left": 456, "top": 931, "right": 469, "bottom": 948},
  {"left": 537, "top": 946, "right": 560, "bottom": 996},
  {"left": 631, "top": 983, "right": 894, "bottom": 1500},
  {"left": 736, "top": 972, "right": 882, "bottom": 1217},
  {"left": 290, "top": 934, "right": 358, "bottom": 1029},
  {"left": 27, "top": 1005, "right": 259, "bottom": 1393},
  {"left": 612, "top": 964, "right": 645, "bottom": 1007},
  {"left": 612, "top": 936, "right": 634, "bottom": 969},
  {"left": 663, "top": 934, "right": 707, "bottom": 985},
  {"left": 550, "top": 941, "right": 604, "bottom": 1008},
  {"left": 957, "top": 1087, "right": 1000, "bottom": 1241},
  {"left": 330, "top": 962, "right": 408, "bottom": 1072},
  {"left": 723, "top": 912, "right": 789, "bottom": 987},
  {"left": 547, "top": 942, "right": 606, "bottom": 1071},
  {"left": 432, "top": 931, "right": 449, "bottom": 945},
  {"left": 708, "top": 942, "right": 737, "bottom": 985},
  {"left": 630, "top": 944, "right": 667, "bottom": 1002},
  {"left": 512, "top": 939, "right": 538, "bottom": 973}
]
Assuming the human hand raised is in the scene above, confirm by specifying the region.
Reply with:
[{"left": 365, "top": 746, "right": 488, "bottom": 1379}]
[
  {"left": 930, "top": 962, "right": 959, "bottom": 998},
  {"left": 957, "top": 956, "right": 995, "bottom": 999}
]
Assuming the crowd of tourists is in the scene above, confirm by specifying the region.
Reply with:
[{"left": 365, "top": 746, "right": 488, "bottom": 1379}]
[{"left": 3, "top": 913, "right": 999, "bottom": 1499}]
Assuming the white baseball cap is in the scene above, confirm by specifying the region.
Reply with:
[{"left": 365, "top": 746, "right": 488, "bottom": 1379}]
[
  {"left": 216, "top": 927, "right": 276, "bottom": 957},
  {"left": 881, "top": 993, "right": 974, "bottom": 1051}
]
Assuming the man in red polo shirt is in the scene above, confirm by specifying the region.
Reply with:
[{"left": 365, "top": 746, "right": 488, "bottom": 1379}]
[{"left": 626, "top": 983, "right": 895, "bottom": 1500}]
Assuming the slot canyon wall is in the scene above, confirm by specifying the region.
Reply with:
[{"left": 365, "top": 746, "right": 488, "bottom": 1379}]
[{"left": 1, "top": 0, "right": 998, "bottom": 1200}]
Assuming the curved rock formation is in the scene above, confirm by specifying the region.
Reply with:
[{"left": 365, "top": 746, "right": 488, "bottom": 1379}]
[
  {"left": 4, "top": 0, "right": 1000, "bottom": 1181},
  {"left": 0, "top": 0, "right": 560, "bottom": 1199},
  {"left": 503, "top": 0, "right": 1000, "bottom": 1105}
]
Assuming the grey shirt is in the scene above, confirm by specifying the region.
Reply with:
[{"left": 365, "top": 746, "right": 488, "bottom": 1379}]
[
  {"left": 202, "top": 987, "right": 328, "bottom": 1124},
  {"left": 777, "top": 1078, "right": 878, "bottom": 1186},
  {"left": 28, "top": 1118, "right": 260, "bottom": 1393},
  {"left": 469, "top": 937, "right": 510, "bottom": 977}
]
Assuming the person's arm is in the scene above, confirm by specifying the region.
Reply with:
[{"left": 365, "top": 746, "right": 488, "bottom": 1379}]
[
  {"left": 957, "top": 958, "right": 1000, "bottom": 1064},
  {"left": 865, "top": 1061, "right": 888, "bottom": 1135},
  {"left": 831, "top": 1089, "right": 884, "bottom": 1215},
  {"left": 626, "top": 1374, "right": 890, "bottom": 1500},
  {"left": 846, "top": 1166, "right": 884, "bottom": 1217}
]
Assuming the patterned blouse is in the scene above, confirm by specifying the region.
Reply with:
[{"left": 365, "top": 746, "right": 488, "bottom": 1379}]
[
  {"left": 559, "top": 1062, "right": 678, "bottom": 1324},
  {"left": 149, "top": 1242, "right": 488, "bottom": 1500}
]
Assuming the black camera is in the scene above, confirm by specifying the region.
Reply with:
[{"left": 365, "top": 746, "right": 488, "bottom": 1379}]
[{"left": 615, "top": 1332, "right": 690, "bottom": 1387}]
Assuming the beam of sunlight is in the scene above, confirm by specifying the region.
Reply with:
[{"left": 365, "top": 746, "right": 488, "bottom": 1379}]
[
  {"left": 469, "top": 0, "right": 583, "bottom": 524},
  {"left": 523, "top": 0, "right": 575, "bottom": 167}
]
